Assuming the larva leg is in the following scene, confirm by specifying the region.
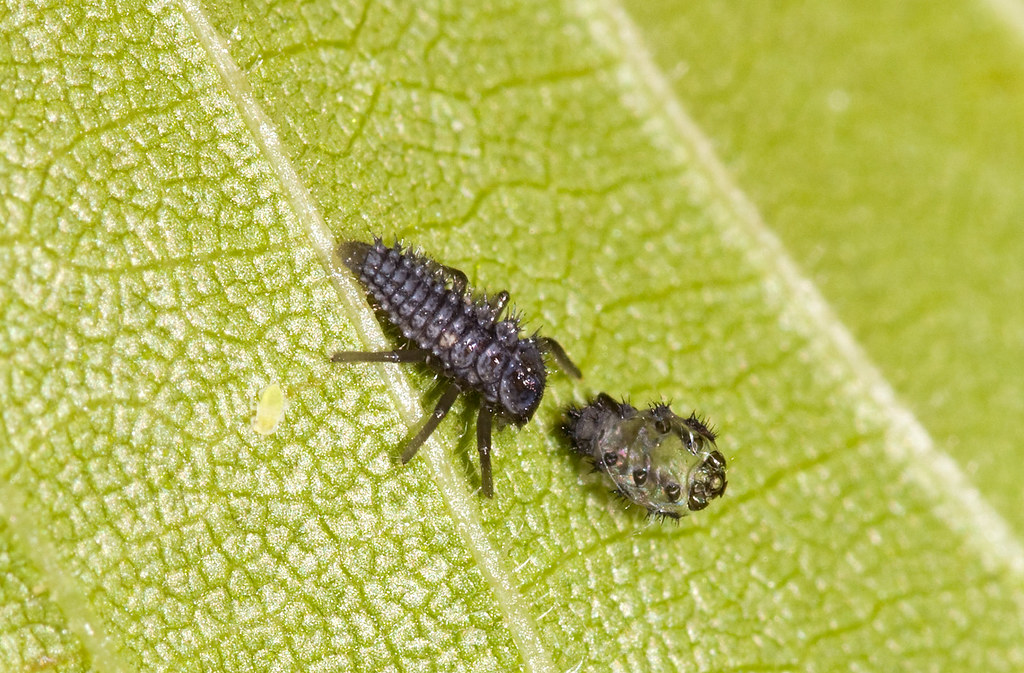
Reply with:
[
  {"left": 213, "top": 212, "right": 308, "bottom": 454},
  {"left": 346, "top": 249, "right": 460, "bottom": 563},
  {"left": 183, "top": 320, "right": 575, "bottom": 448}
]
[
  {"left": 476, "top": 406, "right": 494, "bottom": 498},
  {"left": 538, "top": 337, "right": 582, "bottom": 379},
  {"left": 488, "top": 291, "right": 509, "bottom": 317},
  {"left": 330, "top": 348, "right": 430, "bottom": 363},
  {"left": 433, "top": 262, "right": 469, "bottom": 293},
  {"left": 400, "top": 383, "right": 460, "bottom": 464}
]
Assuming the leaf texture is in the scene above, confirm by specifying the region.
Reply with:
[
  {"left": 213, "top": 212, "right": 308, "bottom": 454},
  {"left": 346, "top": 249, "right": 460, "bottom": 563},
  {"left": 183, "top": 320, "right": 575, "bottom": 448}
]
[
  {"left": 2, "top": 0, "right": 1023, "bottom": 672},
  {"left": 622, "top": 0, "right": 1024, "bottom": 541}
]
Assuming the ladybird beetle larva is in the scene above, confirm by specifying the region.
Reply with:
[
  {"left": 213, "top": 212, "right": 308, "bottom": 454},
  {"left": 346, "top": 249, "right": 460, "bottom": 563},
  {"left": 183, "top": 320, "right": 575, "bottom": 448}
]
[
  {"left": 332, "top": 237, "right": 581, "bottom": 497},
  {"left": 564, "top": 394, "right": 727, "bottom": 519}
]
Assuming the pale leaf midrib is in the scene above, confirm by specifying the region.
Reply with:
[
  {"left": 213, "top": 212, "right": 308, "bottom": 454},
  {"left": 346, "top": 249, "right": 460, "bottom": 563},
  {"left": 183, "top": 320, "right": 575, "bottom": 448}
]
[
  {"left": 983, "top": 0, "right": 1024, "bottom": 40},
  {"left": 0, "top": 484, "right": 133, "bottom": 672},
  {"left": 170, "top": 1, "right": 557, "bottom": 671}
]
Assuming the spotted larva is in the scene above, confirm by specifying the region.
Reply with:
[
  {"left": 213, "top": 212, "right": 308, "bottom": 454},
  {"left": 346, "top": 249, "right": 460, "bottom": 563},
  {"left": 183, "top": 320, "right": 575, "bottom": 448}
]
[
  {"left": 332, "top": 237, "right": 581, "bottom": 497},
  {"left": 564, "top": 394, "right": 727, "bottom": 519}
]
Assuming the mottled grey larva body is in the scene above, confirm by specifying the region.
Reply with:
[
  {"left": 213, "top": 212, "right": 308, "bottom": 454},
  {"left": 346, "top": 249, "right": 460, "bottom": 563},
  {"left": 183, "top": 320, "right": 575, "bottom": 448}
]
[
  {"left": 564, "top": 394, "right": 727, "bottom": 519},
  {"left": 342, "top": 238, "right": 548, "bottom": 423},
  {"left": 333, "top": 237, "right": 580, "bottom": 498}
]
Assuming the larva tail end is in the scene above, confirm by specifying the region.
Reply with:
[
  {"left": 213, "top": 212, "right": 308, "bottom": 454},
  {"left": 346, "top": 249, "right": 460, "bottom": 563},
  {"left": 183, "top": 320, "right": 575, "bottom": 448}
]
[
  {"left": 338, "top": 240, "right": 374, "bottom": 272},
  {"left": 562, "top": 403, "right": 605, "bottom": 457}
]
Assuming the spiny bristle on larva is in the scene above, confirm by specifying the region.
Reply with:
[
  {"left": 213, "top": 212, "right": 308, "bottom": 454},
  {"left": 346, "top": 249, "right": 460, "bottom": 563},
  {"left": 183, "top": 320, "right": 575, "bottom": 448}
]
[
  {"left": 684, "top": 413, "right": 717, "bottom": 441},
  {"left": 339, "top": 237, "right": 418, "bottom": 276}
]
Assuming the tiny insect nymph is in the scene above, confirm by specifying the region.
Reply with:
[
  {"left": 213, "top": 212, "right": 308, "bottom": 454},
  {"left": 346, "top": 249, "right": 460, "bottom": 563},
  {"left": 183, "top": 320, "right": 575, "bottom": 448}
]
[
  {"left": 564, "top": 394, "right": 727, "bottom": 519},
  {"left": 332, "top": 237, "right": 581, "bottom": 497}
]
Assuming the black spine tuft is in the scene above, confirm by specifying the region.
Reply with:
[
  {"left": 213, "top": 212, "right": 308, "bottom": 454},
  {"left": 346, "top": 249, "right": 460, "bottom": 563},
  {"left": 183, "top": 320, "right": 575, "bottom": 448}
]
[{"left": 685, "top": 412, "right": 717, "bottom": 441}]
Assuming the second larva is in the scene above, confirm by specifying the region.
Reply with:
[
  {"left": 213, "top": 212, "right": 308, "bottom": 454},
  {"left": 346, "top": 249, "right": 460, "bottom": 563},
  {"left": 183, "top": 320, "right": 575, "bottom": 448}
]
[{"left": 564, "top": 393, "right": 728, "bottom": 519}]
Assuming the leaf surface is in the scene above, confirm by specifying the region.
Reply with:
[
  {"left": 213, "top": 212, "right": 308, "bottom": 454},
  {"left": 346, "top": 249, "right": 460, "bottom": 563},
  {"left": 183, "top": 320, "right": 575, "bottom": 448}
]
[
  {"left": 622, "top": 0, "right": 1024, "bottom": 539},
  {"left": 2, "top": 0, "right": 1023, "bottom": 672}
]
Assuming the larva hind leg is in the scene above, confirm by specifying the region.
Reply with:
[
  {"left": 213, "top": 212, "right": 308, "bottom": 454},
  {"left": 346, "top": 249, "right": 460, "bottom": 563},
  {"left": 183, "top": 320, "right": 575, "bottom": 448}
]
[{"left": 400, "top": 383, "right": 460, "bottom": 464}]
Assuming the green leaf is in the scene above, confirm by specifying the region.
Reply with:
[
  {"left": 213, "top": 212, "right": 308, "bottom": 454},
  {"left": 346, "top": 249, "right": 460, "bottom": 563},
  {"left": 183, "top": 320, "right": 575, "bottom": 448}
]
[
  {"left": 2, "top": 1, "right": 1022, "bottom": 672},
  {"left": 622, "top": 0, "right": 1024, "bottom": 542}
]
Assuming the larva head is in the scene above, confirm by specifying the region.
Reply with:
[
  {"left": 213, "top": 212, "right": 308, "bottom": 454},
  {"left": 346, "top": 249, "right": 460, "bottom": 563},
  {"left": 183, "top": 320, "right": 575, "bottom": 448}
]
[
  {"left": 498, "top": 341, "right": 547, "bottom": 424},
  {"left": 644, "top": 407, "right": 727, "bottom": 517},
  {"left": 685, "top": 449, "right": 728, "bottom": 512}
]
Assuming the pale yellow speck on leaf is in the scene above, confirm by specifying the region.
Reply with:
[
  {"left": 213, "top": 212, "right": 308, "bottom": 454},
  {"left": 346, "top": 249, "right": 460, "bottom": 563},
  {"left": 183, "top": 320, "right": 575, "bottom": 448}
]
[{"left": 252, "top": 382, "right": 285, "bottom": 435}]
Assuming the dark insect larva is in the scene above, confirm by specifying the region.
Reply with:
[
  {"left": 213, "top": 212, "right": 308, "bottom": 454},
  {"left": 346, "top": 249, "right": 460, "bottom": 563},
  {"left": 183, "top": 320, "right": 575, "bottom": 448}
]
[
  {"left": 564, "top": 394, "right": 727, "bottom": 519},
  {"left": 332, "top": 237, "right": 581, "bottom": 498}
]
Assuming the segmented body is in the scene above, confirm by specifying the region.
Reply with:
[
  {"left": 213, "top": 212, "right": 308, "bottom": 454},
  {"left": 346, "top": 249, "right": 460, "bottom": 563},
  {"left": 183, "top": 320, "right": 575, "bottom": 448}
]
[
  {"left": 335, "top": 237, "right": 579, "bottom": 498},
  {"left": 565, "top": 394, "right": 727, "bottom": 519},
  {"left": 341, "top": 238, "right": 548, "bottom": 423}
]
